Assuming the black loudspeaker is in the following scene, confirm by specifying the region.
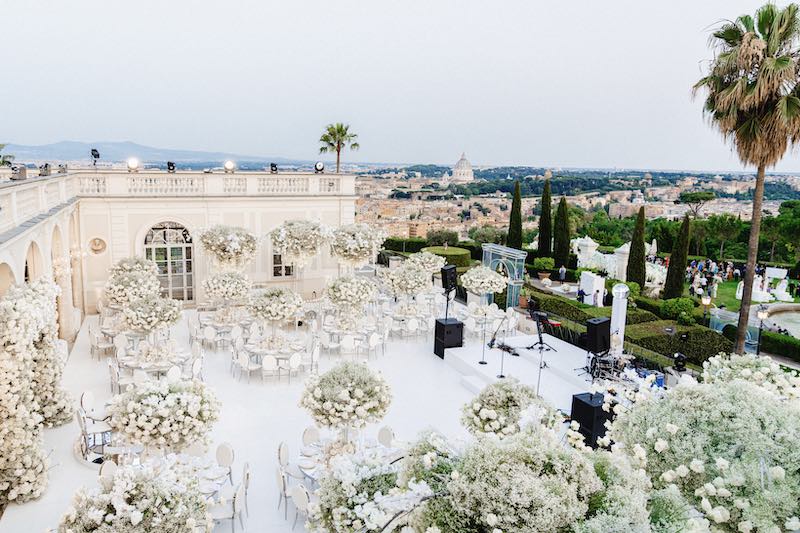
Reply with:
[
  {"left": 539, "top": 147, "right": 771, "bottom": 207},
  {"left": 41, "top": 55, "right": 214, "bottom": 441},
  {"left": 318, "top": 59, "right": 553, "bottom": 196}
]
[
  {"left": 441, "top": 265, "right": 457, "bottom": 291},
  {"left": 434, "top": 318, "right": 463, "bottom": 359},
  {"left": 571, "top": 392, "right": 611, "bottom": 448},
  {"left": 586, "top": 317, "right": 610, "bottom": 354}
]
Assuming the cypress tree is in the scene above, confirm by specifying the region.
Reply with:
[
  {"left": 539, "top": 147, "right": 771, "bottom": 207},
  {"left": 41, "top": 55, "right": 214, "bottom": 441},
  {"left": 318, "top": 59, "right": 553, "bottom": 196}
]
[
  {"left": 663, "top": 214, "right": 691, "bottom": 299},
  {"left": 537, "top": 179, "right": 552, "bottom": 257},
  {"left": 506, "top": 181, "right": 523, "bottom": 249},
  {"left": 626, "top": 206, "right": 647, "bottom": 287},
  {"left": 553, "top": 197, "right": 570, "bottom": 268}
]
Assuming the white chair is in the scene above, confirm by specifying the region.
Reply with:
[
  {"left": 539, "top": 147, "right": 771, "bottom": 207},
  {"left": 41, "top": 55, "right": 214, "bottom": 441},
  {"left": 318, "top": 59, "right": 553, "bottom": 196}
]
[
  {"left": 80, "top": 391, "right": 107, "bottom": 422},
  {"left": 98, "top": 459, "right": 117, "bottom": 481},
  {"left": 113, "top": 334, "right": 128, "bottom": 354},
  {"left": 277, "top": 442, "right": 304, "bottom": 480},
  {"left": 300, "top": 344, "right": 320, "bottom": 373},
  {"left": 216, "top": 442, "right": 235, "bottom": 485},
  {"left": 220, "top": 463, "right": 251, "bottom": 517},
  {"left": 378, "top": 426, "right": 395, "bottom": 448},
  {"left": 191, "top": 340, "right": 203, "bottom": 359},
  {"left": 366, "top": 332, "right": 382, "bottom": 358},
  {"left": 209, "top": 483, "right": 245, "bottom": 532},
  {"left": 301, "top": 426, "right": 320, "bottom": 456},
  {"left": 278, "top": 353, "right": 302, "bottom": 384},
  {"left": 319, "top": 330, "right": 339, "bottom": 356},
  {"left": 202, "top": 326, "right": 219, "bottom": 350},
  {"left": 237, "top": 352, "right": 262, "bottom": 383},
  {"left": 404, "top": 318, "right": 419, "bottom": 338},
  {"left": 90, "top": 332, "right": 114, "bottom": 359},
  {"left": 463, "top": 317, "right": 478, "bottom": 338},
  {"left": 132, "top": 369, "right": 150, "bottom": 385},
  {"left": 230, "top": 325, "right": 243, "bottom": 342},
  {"left": 191, "top": 358, "right": 203, "bottom": 381},
  {"left": 340, "top": 334, "right": 358, "bottom": 357},
  {"left": 289, "top": 484, "right": 311, "bottom": 530},
  {"left": 76, "top": 408, "right": 112, "bottom": 458},
  {"left": 261, "top": 355, "right": 279, "bottom": 381},
  {"left": 165, "top": 365, "right": 182, "bottom": 383},
  {"left": 276, "top": 468, "right": 290, "bottom": 519}
]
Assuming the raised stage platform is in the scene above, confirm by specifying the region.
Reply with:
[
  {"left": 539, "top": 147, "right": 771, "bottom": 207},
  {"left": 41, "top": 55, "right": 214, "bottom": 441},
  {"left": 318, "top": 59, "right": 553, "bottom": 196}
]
[{"left": 443, "top": 333, "right": 593, "bottom": 414}]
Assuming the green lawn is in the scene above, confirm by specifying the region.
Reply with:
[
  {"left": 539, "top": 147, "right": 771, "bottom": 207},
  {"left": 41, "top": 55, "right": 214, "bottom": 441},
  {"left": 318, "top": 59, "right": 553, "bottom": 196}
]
[{"left": 685, "top": 280, "right": 799, "bottom": 313}]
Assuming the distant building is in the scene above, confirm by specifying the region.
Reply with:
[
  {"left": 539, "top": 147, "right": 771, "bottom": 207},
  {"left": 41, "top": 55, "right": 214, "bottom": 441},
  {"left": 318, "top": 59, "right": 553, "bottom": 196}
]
[{"left": 451, "top": 152, "right": 474, "bottom": 182}]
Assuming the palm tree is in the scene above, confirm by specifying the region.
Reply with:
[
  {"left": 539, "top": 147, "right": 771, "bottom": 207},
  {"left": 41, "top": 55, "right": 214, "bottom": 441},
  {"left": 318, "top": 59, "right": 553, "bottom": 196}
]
[
  {"left": 0, "top": 144, "right": 15, "bottom": 166},
  {"left": 694, "top": 3, "right": 800, "bottom": 353},
  {"left": 318, "top": 123, "right": 359, "bottom": 173}
]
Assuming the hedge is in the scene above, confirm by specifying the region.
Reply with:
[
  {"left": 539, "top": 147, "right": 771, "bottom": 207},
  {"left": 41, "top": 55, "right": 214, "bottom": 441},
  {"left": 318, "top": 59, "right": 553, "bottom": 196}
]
[
  {"left": 761, "top": 331, "right": 800, "bottom": 363},
  {"left": 422, "top": 246, "right": 472, "bottom": 267},
  {"left": 383, "top": 237, "right": 427, "bottom": 253},
  {"left": 634, "top": 296, "right": 662, "bottom": 316},
  {"left": 457, "top": 240, "right": 483, "bottom": 260},
  {"left": 525, "top": 288, "right": 658, "bottom": 325},
  {"left": 525, "top": 265, "right": 580, "bottom": 282},
  {"left": 624, "top": 320, "right": 733, "bottom": 366}
]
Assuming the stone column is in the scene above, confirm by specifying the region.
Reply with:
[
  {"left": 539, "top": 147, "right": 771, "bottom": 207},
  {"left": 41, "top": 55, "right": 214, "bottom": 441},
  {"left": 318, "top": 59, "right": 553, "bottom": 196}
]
[
  {"left": 614, "top": 243, "right": 631, "bottom": 281},
  {"left": 610, "top": 283, "right": 629, "bottom": 356}
]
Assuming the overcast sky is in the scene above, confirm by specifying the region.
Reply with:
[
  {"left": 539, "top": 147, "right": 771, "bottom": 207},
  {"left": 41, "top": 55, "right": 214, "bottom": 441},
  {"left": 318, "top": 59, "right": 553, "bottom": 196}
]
[{"left": 5, "top": 1, "right": 798, "bottom": 172}]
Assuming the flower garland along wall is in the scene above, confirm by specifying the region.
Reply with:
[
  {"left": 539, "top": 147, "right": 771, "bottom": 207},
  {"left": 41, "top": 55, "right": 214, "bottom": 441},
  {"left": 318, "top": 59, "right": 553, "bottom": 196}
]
[{"left": 0, "top": 278, "right": 73, "bottom": 504}]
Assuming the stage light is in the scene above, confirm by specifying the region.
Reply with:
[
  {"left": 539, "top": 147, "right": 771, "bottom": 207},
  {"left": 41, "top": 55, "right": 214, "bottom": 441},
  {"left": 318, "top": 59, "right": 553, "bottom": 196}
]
[
  {"left": 314, "top": 162, "right": 324, "bottom": 173},
  {"left": 166, "top": 161, "right": 176, "bottom": 173},
  {"left": 39, "top": 163, "right": 51, "bottom": 177},
  {"left": 270, "top": 163, "right": 278, "bottom": 174},
  {"left": 127, "top": 158, "right": 140, "bottom": 172},
  {"left": 673, "top": 353, "right": 687, "bottom": 372},
  {"left": 223, "top": 160, "right": 236, "bottom": 173}
]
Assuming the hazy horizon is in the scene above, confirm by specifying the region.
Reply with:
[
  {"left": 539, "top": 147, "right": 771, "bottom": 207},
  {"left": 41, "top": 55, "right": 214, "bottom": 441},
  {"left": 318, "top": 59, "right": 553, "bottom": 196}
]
[{"left": 6, "top": 1, "right": 800, "bottom": 173}]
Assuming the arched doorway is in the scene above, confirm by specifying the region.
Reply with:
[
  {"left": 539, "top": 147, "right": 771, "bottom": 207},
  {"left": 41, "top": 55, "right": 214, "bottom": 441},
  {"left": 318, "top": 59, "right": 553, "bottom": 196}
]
[
  {"left": 144, "top": 221, "right": 194, "bottom": 301},
  {"left": 0, "top": 263, "right": 15, "bottom": 297},
  {"left": 25, "top": 241, "right": 44, "bottom": 282},
  {"left": 69, "top": 211, "right": 84, "bottom": 311}
]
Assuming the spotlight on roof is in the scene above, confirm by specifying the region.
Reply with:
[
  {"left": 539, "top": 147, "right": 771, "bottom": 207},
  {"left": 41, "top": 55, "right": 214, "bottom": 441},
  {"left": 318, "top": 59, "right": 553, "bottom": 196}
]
[
  {"left": 10, "top": 165, "right": 28, "bottom": 180},
  {"left": 314, "top": 162, "right": 324, "bottom": 174},
  {"left": 127, "top": 157, "right": 140, "bottom": 172},
  {"left": 203, "top": 168, "right": 212, "bottom": 173},
  {"left": 39, "top": 163, "right": 51, "bottom": 177},
  {"left": 90, "top": 148, "right": 100, "bottom": 163},
  {"left": 223, "top": 160, "right": 236, "bottom": 173},
  {"left": 57, "top": 164, "right": 68, "bottom": 174},
  {"left": 166, "top": 161, "right": 176, "bottom": 173},
  {"left": 269, "top": 163, "right": 278, "bottom": 174}
]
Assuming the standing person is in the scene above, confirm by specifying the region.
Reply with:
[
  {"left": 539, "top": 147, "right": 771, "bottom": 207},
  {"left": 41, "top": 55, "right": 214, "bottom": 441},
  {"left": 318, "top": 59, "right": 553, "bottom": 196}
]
[
  {"left": 593, "top": 290, "right": 600, "bottom": 306},
  {"left": 558, "top": 265, "right": 567, "bottom": 282}
]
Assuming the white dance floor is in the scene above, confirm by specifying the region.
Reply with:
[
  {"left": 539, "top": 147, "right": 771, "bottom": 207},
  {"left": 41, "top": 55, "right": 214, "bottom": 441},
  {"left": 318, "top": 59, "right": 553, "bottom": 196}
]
[{"left": 1, "top": 311, "right": 591, "bottom": 532}]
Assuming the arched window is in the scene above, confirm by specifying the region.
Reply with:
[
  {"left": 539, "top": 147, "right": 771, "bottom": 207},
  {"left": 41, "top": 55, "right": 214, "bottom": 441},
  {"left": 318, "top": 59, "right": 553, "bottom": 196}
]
[{"left": 144, "top": 221, "right": 194, "bottom": 301}]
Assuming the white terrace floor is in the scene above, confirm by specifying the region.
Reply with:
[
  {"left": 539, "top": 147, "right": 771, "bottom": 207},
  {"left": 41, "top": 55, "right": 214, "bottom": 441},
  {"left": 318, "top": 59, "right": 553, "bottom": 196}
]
[{"left": 2, "top": 309, "right": 591, "bottom": 533}]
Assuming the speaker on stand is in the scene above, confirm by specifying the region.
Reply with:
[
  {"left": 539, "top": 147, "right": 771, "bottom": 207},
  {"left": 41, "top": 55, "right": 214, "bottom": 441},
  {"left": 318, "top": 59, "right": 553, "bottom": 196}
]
[{"left": 434, "top": 265, "right": 463, "bottom": 359}]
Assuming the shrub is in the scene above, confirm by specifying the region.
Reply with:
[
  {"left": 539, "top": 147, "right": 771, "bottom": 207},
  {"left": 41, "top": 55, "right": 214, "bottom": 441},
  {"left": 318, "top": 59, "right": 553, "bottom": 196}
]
[
  {"left": 721, "top": 324, "right": 738, "bottom": 342},
  {"left": 761, "top": 331, "right": 800, "bottom": 363},
  {"left": 526, "top": 288, "right": 658, "bottom": 325},
  {"left": 659, "top": 297, "right": 695, "bottom": 320},
  {"left": 624, "top": 320, "right": 733, "bottom": 365},
  {"left": 676, "top": 311, "right": 696, "bottom": 326},
  {"left": 383, "top": 237, "right": 427, "bottom": 253},
  {"left": 633, "top": 296, "right": 662, "bottom": 316},
  {"left": 533, "top": 257, "right": 555, "bottom": 271},
  {"left": 457, "top": 240, "right": 483, "bottom": 260},
  {"left": 426, "top": 229, "right": 459, "bottom": 247},
  {"left": 604, "top": 279, "right": 641, "bottom": 301},
  {"left": 421, "top": 246, "right": 471, "bottom": 268}
]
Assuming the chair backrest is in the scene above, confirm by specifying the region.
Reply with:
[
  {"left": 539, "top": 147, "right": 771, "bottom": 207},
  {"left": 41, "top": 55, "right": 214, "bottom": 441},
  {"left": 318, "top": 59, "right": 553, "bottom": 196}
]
[
  {"left": 341, "top": 335, "right": 355, "bottom": 350},
  {"left": 406, "top": 318, "right": 419, "bottom": 332},
  {"left": 378, "top": 426, "right": 394, "bottom": 448},
  {"left": 191, "top": 359, "right": 203, "bottom": 379},
  {"left": 238, "top": 351, "right": 251, "bottom": 367},
  {"left": 320, "top": 330, "right": 331, "bottom": 346},
  {"left": 75, "top": 408, "right": 88, "bottom": 433},
  {"left": 216, "top": 442, "right": 235, "bottom": 467},
  {"left": 262, "top": 355, "right": 278, "bottom": 370},
  {"left": 234, "top": 336, "right": 245, "bottom": 350},
  {"left": 230, "top": 325, "right": 243, "bottom": 340},
  {"left": 242, "top": 462, "right": 251, "bottom": 490},
  {"left": 233, "top": 483, "right": 246, "bottom": 515},
  {"left": 166, "top": 365, "right": 182, "bottom": 382},
  {"left": 289, "top": 484, "right": 310, "bottom": 512},
  {"left": 302, "top": 426, "right": 320, "bottom": 446},
  {"left": 132, "top": 369, "right": 149, "bottom": 384},
  {"left": 311, "top": 345, "right": 320, "bottom": 362},
  {"left": 277, "top": 441, "right": 289, "bottom": 467},
  {"left": 203, "top": 326, "right": 217, "bottom": 341},
  {"left": 99, "top": 459, "right": 117, "bottom": 479},
  {"left": 368, "top": 332, "right": 381, "bottom": 348},
  {"left": 289, "top": 352, "right": 301, "bottom": 369},
  {"left": 113, "top": 334, "right": 128, "bottom": 350},
  {"left": 191, "top": 341, "right": 202, "bottom": 358},
  {"left": 276, "top": 467, "right": 287, "bottom": 495},
  {"left": 80, "top": 390, "right": 95, "bottom": 412}
]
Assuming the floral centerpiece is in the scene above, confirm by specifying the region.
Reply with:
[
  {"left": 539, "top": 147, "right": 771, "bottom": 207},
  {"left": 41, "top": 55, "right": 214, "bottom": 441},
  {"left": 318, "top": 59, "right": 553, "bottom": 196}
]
[
  {"left": 107, "top": 379, "right": 220, "bottom": 452},
  {"left": 330, "top": 223, "right": 387, "bottom": 268},
  {"left": 325, "top": 276, "right": 377, "bottom": 311},
  {"left": 380, "top": 263, "right": 430, "bottom": 298},
  {"left": 108, "top": 256, "right": 158, "bottom": 278},
  {"left": 198, "top": 224, "right": 258, "bottom": 270},
  {"left": 247, "top": 287, "right": 303, "bottom": 323},
  {"left": 407, "top": 251, "right": 446, "bottom": 274},
  {"left": 122, "top": 295, "right": 182, "bottom": 334},
  {"left": 300, "top": 362, "right": 392, "bottom": 431},
  {"left": 57, "top": 461, "right": 211, "bottom": 532},
  {"left": 138, "top": 342, "right": 178, "bottom": 364},
  {"left": 202, "top": 271, "right": 251, "bottom": 302},
  {"left": 702, "top": 352, "right": 800, "bottom": 400},
  {"left": 461, "top": 379, "right": 560, "bottom": 438},
  {"left": 609, "top": 380, "right": 800, "bottom": 532},
  {"left": 104, "top": 271, "right": 161, "bottom": 308},
  {"left": 459, "top": 265, "right": 508, "bottom": 295},
  {"left": 270, "top": 220, "right": 329, "bottom": 268}
]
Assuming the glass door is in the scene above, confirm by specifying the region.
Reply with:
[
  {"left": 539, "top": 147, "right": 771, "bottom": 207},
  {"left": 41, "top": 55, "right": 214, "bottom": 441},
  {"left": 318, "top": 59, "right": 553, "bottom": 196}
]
[{"left": 144, "top": 222, "right": 194, "bottom": 302}]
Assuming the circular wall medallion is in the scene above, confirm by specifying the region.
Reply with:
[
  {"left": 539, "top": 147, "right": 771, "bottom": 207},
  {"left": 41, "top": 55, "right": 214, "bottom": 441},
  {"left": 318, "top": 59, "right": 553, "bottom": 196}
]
[{"left": 89, "top": 238, "right": 107, "bottom": 254}]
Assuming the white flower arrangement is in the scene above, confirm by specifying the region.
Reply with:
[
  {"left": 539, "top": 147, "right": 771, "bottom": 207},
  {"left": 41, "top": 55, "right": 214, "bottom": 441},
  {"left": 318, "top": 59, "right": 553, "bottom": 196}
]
[
  {"left": 578, "top": 251, "right": 616, "bottom": 277},
  {"left": 138, "top": 343, "right": 178, "bottom": 364},
  {"left": 702, "top": 352, "right": 800, "bottom": 401},
  {"left": 610, "top": 380, "right": 800, "bottom": 532},
  {"left": 461, "top": 379, "right": 560, "bottom": 438},
  {"left": 407, "top": 251, "right": 446, "bottom": 274},
  {"left": 104, "top": 271, "right": 162, "bottom": 308},
  {"left": 198, "top": 224, "right": 258, "bottom": 270},
  {"left": 247, "top": 287, "right": 303, "bottom": 323},
  {"left": 459, "top": 265, "right": 508, "bottom": 295},
  {"left": 108, "top": 256, "right": 158, "bottom": 278},
  {"left": 309, "top": 449, "right": 421, "bottom": 533},
  {"left": 646, "top": 261, "right": 667, "bottom": 286},
  {"left": 330, "top": 223, "right": 387, "bottom": 267},
  {"left": 202, "top": 271, "right": 251, "bottom": 302},
  {"left": 107, "top": 379, "right": 220, "bottom": 452},
  {"left": 58, "top": 460, "right": 211, "bottom": 532},
  {"left": 122, "top": 295, "right": 182, "bottom": 334},
  {"left": 379, "top": 263, "right": 431, "bottom": 298},
  {"left": 270, "top": 220, "right": 329, "bottom": 268},
  {"left": 299, "top": 362, "right": 392, "bottom": 430},
  {"left": 325, "top": 276, "right": 377, "bottom": 310}
]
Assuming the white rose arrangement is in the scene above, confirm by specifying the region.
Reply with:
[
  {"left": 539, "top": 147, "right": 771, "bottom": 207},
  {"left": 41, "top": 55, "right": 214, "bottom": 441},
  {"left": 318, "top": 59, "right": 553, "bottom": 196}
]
[
  {"left": 461, "top": 379, "right": 560, "bottom": 438},
  {"left": 460, "top": 265, "right": 508, "bottom": 295},
  {"left": 270, "top": 220, "right": 330, "bottom": 268},
  {"left": 198, "top": 224, "right": 258, "bottom": 270},
  {"left": 57, "top": 460, "right": 211, "bottom": 532},
  {"left": 300, "top": 362, "right": 392, "bottom": 430},
  {"left": 407, "top": 251, "right": 446, "bottom": 274},
  {"left": 330, "top": 223, "right": 387, "bottom": 267},
  {"left": 379, "top": 263, "right": 431, "bottom": 298},
  {"left": 202, "top": 271, "right": 251, "bottom": 302},
  {"left": 109, "top": 256, "right": 158, "bottom": 278},
  {"left": 122, "top": 295, "right": 182, "bottom": 334},
  {"left": 646, "top": 261, "right": 667, "bottom": 286},
  {"left": 702, "top": 352, "right": 800, "bottom": 400},
  {"left": 107, "top": 379, "right": 220, "bottom": 452},
  {"left": 325, "top": 275, "right": 377, "bottom": 311},
  {"left": 247, "top": 287, "right": 303, "bottom": 324},
  {"left": 104, "top": 271, "right": 161, "bottom": 308}
]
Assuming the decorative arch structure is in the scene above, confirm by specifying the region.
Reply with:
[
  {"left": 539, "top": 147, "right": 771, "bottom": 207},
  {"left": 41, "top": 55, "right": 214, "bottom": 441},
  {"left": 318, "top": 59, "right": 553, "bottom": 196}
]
[
  {"left": 481, "top": 243, "right": 528, "bottom": 309},
  {"left": 24, "top": 241, "right": 44, "bottom": 282},
  {"left": 0, "top": 262, "right": 16, "bottom": 297}
]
